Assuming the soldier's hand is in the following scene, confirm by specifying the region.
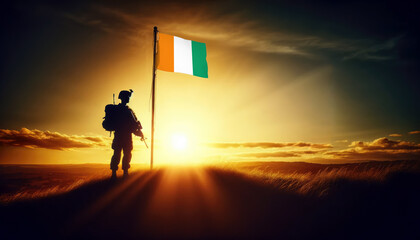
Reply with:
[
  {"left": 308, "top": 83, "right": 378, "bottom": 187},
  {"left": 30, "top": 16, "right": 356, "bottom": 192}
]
[
  {"left": 138, "top": 130, "right": 145, "bottom": 139},
  {"left": 134, "top": 129, "right": 142, "bottom": 137}
]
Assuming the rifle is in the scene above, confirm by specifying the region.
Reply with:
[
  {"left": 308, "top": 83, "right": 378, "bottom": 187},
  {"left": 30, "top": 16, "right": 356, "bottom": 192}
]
[
  {"left": 128, "top": 109, "right": 148, "bottom": 149},
  {"left": 141, "top": 137, "right": 149, "bottom": 149}
]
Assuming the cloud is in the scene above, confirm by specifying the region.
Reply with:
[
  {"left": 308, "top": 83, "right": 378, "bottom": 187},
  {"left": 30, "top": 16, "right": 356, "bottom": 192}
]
[
  {"left": 0, "top": 128, "right": 107, "bottom": 150},
  {"left": 208, "top": 141, "right": 332, "bottom": 160},
  {"left": 207, "top": 142, "right": 332, "bottom": 149},
  {"left": 209, "top": 141, "right": 331, "bottom": 160},
  {"left": 389, "top": 133, "right": 402, "bottom": 137},
  {"left": 409, "top": 131, "right": 420, "bottom": 135},
  {"left": 335, "top": 140, "right": 348, "bottom": 143},
  {"left": 51, "top": 1, "right": 401, "bottom": 60},
  {"left": 60, "top": 4, "right": 308, "bottom": 56},
  {"left": 325, "top": 137, "right": 420, "bottom": 161},
  {"left": 342, "top": 35, "right": 402, "bottom": 61},
  {"left": 349, "top": 137, "right": 420, "bottom": 151},
  {"left": 236, "top": 150, "right": 323, "bottom": 159},
  {"left": 325, "top": 149, "right": 420, "bottom": 161},
  {"left": 222, "top": 137, "right": 420, "bottom": 161}
]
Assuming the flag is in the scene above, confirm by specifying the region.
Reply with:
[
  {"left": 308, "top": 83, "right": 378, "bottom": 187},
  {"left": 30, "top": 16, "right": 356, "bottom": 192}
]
[{"left": 157, "top": 33, "right": 208, "bottom": 78}]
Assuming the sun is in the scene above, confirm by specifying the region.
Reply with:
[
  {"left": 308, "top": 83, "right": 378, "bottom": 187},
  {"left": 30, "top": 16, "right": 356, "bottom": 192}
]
[{"left": 171, "top": 133, "right": 188, "bottom": 151}]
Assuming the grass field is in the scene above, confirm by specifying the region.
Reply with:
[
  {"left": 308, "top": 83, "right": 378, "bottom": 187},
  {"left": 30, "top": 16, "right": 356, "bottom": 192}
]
[{"left": 1, "top": 160, "right": 419, "bottom": 239}]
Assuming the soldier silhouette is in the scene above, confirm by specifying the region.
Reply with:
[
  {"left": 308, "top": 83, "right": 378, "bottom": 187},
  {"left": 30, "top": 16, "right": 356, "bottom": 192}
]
[{"left": 110, "top": 90, "right": 144, "bottom": 179}]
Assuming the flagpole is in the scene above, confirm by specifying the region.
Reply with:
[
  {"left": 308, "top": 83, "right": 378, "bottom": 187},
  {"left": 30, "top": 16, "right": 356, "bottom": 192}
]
[{"left": 151, "top": 26, "right": 158, "bottom": 169}]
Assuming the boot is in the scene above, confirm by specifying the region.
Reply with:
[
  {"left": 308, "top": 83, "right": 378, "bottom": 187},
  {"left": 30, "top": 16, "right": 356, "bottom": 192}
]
[
  {"left": 123, "top": 169, "right": 129, "bottom": 178},
  {"left": 111, "top": 170, "right": 117, "bottom": 180}
]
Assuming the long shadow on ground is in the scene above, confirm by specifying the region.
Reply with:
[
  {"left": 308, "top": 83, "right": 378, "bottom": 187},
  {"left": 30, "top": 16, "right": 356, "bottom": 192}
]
[{"left": 1, "top": 167, "right": 419, "bottom": 240}]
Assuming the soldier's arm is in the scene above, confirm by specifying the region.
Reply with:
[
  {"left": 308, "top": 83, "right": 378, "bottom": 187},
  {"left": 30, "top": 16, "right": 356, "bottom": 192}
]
[
  {"left": 129, "top": 109, "right": 144, "bottom": 138},
  {"left": 134, "top": 129, "right": 144, "bottom": 139},
  {"left": 128, "top": 109, "right": 142, "bottom": 129}
]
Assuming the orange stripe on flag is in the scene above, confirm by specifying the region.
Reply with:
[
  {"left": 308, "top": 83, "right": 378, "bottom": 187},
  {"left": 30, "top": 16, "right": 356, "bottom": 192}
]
[{"left": 157, "top": 33, "right": 174, "bottom": 72}]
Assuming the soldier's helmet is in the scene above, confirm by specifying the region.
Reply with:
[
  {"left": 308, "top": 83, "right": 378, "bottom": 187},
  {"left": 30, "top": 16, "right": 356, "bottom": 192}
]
[{"left": 118, "top": 89, "right": 133, "bottom": 100}]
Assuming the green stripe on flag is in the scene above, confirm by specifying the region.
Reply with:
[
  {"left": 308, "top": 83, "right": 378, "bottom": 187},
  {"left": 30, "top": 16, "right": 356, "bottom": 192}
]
[{"left": 191, "top": 41, "right": 208, "bottom": 78}]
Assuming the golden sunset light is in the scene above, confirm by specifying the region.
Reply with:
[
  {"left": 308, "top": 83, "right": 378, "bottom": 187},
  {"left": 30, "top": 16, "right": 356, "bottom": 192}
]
[
  {"left": 171, "top": 133, "right": 188, "bottom": 151},
  {"left": 1, "top": 0, "right": 420, "bottom": 239}
]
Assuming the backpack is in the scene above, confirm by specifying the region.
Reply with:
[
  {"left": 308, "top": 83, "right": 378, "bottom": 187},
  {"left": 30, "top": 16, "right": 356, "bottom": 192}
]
[{"left": 102, "top": 104, "right": 119, "bottom": 131}]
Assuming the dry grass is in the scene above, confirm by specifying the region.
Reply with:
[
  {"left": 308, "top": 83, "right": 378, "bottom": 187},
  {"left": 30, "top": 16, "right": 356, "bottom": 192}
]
[
  {"left": 218, "top": 160, "right": 420, "bottom": 196},
  {"left": 1, "top": 161, "right": 419, "bottom": 203},
  {"left": 0, "top": 164, "right": 111, "bottom": 204},
  {"left": 0, "top": 178, "right": 90, "bottom": 203},
  {"left": 0, "top": 164, "right": 152, "bottom": 204}
]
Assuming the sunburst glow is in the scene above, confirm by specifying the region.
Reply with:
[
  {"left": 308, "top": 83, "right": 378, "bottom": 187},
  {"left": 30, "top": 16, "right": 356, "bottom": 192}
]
[{"left": 171, "top": 133, "right": 188, "bottom": 151}]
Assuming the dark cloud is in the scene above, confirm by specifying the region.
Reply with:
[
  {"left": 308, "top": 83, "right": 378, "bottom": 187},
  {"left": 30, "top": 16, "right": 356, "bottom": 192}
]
[
  {"left": 342, "top": 35, "right": 402, "bottom": 61},
  {"left": 0, "top": 128, "right": 106, "bottom": 150},
  {"left": 208, "top": 142, "right": 332, "bottom": 149},
  {"left": 43, "top": 0, "right": 412, "bottom": 60}
]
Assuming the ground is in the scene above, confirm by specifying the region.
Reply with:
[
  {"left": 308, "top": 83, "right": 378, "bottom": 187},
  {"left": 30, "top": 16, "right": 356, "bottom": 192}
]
[{"left": 0, "top": 161, "right": 419, "bottom": 239}]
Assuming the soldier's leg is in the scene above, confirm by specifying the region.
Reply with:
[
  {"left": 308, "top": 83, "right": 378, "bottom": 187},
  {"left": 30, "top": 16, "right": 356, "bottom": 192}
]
[
  {"left": 122, "top": 147, "right": 132, "bottom": 171},
  {"left": 122, "top": 137, "right": 133, "bottom": 172},
  {"left": 110, "top": 146, "right": 123, "bottom": 171}
]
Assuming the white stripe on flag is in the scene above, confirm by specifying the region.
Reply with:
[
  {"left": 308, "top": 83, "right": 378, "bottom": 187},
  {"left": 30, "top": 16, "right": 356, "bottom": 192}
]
[{"left": 174, "top": 36, "right": 193, "bottom": 75}]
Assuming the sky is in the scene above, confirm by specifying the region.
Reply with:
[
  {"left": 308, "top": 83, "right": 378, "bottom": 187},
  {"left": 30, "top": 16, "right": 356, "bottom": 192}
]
[{"left": 1, "top": 0, "right": 420, "bottom": 164}]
